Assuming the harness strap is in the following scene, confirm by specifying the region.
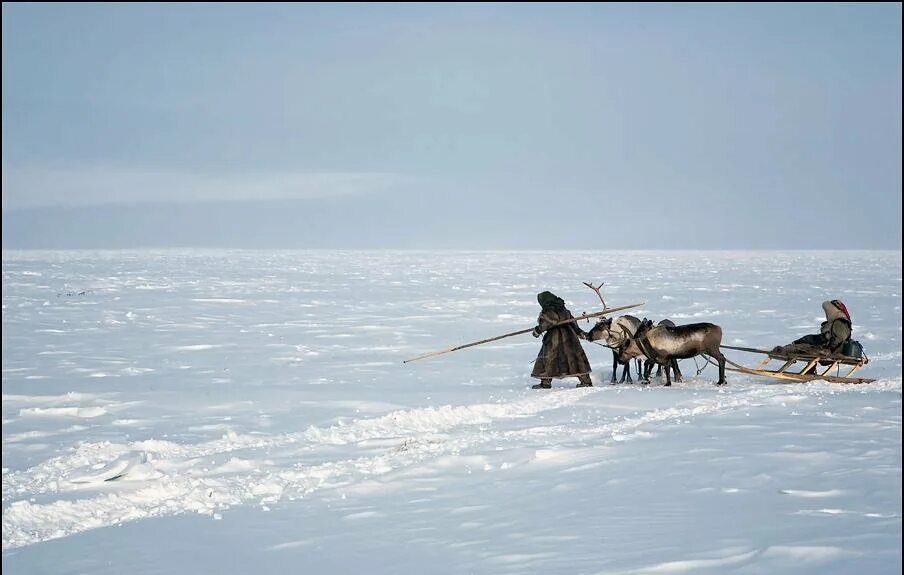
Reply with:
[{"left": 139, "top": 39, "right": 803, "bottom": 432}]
[{"left": 635, "top": 334, "right": 664, "bottom": 363}]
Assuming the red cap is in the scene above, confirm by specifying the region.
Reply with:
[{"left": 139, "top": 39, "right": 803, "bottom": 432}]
[{"left": 832, "top": 300, "right": 851, "bottom": 322}]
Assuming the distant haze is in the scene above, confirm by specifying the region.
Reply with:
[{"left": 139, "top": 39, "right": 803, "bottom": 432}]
[{"left": 2, "top": 3, "right": 901, "bottom": 249}]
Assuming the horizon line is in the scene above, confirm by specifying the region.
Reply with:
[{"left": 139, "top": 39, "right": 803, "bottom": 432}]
[{"left": 3, "top": 247, "right": 902, "bottom": 254}]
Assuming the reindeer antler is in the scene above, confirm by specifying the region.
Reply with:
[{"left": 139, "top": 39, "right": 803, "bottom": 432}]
[{"left": 582, "top": 281, "right": 607, "bottom": 309}]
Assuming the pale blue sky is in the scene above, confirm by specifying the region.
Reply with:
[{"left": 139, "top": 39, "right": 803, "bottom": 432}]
[{"left": 2, "top": 3, "right": 901, "bottom": 248}]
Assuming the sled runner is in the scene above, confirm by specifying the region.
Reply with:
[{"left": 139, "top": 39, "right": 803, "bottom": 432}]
[{"left": 719, "top": 345, "right": 875, "bottom": 384}]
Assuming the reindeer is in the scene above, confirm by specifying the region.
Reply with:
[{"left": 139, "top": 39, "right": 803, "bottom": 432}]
[
  {"left": 586, "top": 315, "right": 645, "bottom": 383},
  {"left": 581, "top": 281, "right": 643, "bottom": 384},
  {"left": 643, "top": 319, "right": 683, "bottom": 383},
  {"left": 619, "top": 319, "right": 726, "bottom": 386}
]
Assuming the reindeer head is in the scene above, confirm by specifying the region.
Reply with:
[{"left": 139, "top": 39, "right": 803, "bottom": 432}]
[
  {"left": 635, "top": 318, "right": 655, "bottom": 338},
  {"left": 611, "top": 318, "right": 649, "bottom": 362},
  {"left": 589, "top": 317, "right": 638, "bottom": 349},
  {"left": 586, "top": 318, "right": 612, "bottom": 343}
]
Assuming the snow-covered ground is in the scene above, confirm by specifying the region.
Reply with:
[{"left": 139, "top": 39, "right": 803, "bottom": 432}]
[{"left": 2, "top": 250, "right": 901, "bottom": 574}]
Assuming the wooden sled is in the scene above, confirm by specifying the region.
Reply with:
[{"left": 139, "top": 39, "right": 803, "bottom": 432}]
[{"left": 720, "top": 345, "right": 875, "bottom": 384}]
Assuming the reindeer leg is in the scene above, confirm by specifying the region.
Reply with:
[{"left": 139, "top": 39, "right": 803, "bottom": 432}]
[
  {"left": 610, "top": 350, "right": 618, "bottom": 384},
  {"left": 672, "top": 359, "right": 683, "bottom": 382},
  {"left": 713, "top": 351, "right": 727, "bottom": 385},
  {"left": 642, "top": 360, "right": 653, "bottom": 384},
  {"left": 625, "top": 358, "right": 633, "bottom": 383},
  {"left": 664, "top": 361, "right": 672, "bottom": 387}
]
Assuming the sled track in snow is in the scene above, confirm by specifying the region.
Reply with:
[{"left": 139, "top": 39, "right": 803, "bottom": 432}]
[
  {"left": 1, "top": 382, "right": 890, "bottom": 550},
  {"left": 3, "top": 387, "right": 596, "bottom": 498}
]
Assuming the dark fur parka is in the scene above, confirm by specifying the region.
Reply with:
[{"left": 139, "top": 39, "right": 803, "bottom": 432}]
[{"left": 531, "top": 293, "right": 591, "bottom": 379}]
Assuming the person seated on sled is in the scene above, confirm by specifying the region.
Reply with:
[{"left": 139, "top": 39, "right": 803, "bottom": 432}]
[
  {"left": 530, "top": 291, "right": 593, "bottom": 389},
  {"left": 791, "top": 300, "right": 853, "bottom": 354},
  {"left": 775, "top": 299, "right": 860, "bottom": 359}
]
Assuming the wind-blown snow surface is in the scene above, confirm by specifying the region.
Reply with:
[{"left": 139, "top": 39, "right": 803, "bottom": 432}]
[{"left": 2, "top": 249, "right": 901, "bottom": 575}]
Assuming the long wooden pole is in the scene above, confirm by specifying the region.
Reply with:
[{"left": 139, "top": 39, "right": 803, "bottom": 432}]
[{"left": 402, "top": 302, "right": 644, "bottom": 364}]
